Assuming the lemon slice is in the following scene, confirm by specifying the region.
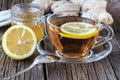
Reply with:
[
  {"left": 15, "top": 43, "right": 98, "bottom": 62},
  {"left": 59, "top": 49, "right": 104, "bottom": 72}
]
[
  {"left": 2, "top": 25, "right": 37, "bottom": 60},
  {"left": 59, "top": 22, "right": 99, "bottom": 39}
]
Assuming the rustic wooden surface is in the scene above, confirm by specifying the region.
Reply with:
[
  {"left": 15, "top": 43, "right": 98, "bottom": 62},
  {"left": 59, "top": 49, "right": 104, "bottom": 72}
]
[{"left": 0, "top": 0, "right": 120, "bottom": 80}]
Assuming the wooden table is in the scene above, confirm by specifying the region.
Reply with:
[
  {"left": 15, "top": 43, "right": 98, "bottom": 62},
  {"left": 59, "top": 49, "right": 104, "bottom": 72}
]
[{"left": 0, "top": 0, "right": 120, "bottom": 80}]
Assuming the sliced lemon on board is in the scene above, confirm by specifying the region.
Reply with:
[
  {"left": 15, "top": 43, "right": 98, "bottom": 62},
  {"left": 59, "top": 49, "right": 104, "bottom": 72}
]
[
  {"left": 2, "top": 25, "right": 37, "bottom": 60},
  {"left": 59, "top": 22, "right": 100, "bottom": 39}
]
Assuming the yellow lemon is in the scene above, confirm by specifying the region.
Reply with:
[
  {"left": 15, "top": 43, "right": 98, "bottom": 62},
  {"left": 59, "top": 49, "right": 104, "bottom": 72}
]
[
  {"left": 59, "top": 22, "right": 99, "bottom": 39},
  {"left": 2, "top": 25, "right": 37, "bottom": 60}
]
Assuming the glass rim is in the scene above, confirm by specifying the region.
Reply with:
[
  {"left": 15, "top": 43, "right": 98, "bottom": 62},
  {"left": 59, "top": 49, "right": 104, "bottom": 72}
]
[
  {"left": 11, "top": 3, "right": 44, "bottom": 19},
  {"left": 47, "top": 11, "right": 99, "bottom": 29}
]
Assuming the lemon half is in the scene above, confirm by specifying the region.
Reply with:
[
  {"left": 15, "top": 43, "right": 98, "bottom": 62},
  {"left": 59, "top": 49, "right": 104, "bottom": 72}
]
[
  {"left": 2, "top": 25, "right": 37, "bottom": 60},
  {"left": 59, "top": 22, "right": 99, "bottom": 39}
]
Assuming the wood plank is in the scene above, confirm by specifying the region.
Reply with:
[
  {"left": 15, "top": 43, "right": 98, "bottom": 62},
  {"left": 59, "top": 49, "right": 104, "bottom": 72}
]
[
  {"left": 0, "top": 50, "right": 45, "bottom": 80},
  {"left": 45, "top": 63, "right": 74, "bottom": 80},
  {"left": 44, "top": 0, "right": 119, "bottom": 80},
  {"left": 109, "top": 35, "right": 120, "bottom": 52},
  {"left": 84, "top": 63, "right": 98, "bottom": 80},
  {"left": 107, "top": 0, "right": 120, "bottom": 21},
  {"left": 38, "top": 0, "right": 120, "bottom": 80},
  {"left": 106, "top": 1, "right": 120, "bottom": 79},
  {"left": 0, "top": 0, "right": 8, "bottom": 10},
  {"left": 45, "top": 57, "right": 117, "bottom": 80},
  {"left": 0, "top": 0, "right": 45, "bottom": 80},
  {"left": 0, "top": 0, "right": 120, "bottom": 80},
  {"left": 109, "top": 51, "right": 120, "bottom": 80},
  {"left": 93, "top": 58, "right": 117, "bottom": 80},
  {"left": 106, "top": 0, "right": 120, "bottom": 52}
]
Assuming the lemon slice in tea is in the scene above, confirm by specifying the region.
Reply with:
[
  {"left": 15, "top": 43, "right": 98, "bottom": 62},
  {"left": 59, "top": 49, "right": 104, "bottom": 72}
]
[
  {"left": 2, "top": 25, "right": 37, "bottom": 60},
  {"left": 59, "top": 22, "right": 99, "bottom": 39}
]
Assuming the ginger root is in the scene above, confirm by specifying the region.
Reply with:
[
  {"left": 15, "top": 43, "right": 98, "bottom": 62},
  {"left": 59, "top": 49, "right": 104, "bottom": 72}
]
[{"left": 31, "top": 0, "right": 113, "bottom": 24}]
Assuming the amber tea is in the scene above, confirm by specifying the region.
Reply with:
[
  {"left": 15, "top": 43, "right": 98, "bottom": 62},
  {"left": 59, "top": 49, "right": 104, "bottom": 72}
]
[{"left": 47, "top": 16, "right": 100, "bottom": 58}]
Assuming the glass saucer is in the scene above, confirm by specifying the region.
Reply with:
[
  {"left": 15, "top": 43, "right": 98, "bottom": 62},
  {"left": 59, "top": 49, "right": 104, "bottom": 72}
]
[{"left": 37, "top": 37, "right": 112, "bottom": 63}]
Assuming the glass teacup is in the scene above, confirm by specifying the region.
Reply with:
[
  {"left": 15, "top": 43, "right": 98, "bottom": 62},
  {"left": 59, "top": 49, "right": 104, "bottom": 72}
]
[
  {"left": 2, "top": 12, "right": 114, "bottom": 80},
  {"left": 47, "top": 12, "right": 114, "bottom": 59}
]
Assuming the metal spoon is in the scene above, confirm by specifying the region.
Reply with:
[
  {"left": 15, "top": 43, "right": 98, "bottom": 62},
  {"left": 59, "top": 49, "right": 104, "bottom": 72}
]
[{"left": 1, "top": 55, "right": 60, "bottom": 80}]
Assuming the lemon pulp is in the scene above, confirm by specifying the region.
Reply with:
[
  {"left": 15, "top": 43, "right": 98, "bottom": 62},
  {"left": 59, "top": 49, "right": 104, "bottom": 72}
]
[
  {"left": 59, "top": 22, "right": 100, "bottom": 39},
  {"left": 2, "top": 25, "right": 37, "bottom": 60}
]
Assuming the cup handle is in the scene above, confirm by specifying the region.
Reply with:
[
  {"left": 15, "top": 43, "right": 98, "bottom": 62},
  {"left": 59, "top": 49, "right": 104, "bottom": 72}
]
[
  {"left": 36, "top": 13, "right": 51, "bottom": 37},
  {"left": 35, "top": 16, "right": 46, "bottom": 37},
  {"left": 92, "top": 24, "right": 114, "bottom": 49}
]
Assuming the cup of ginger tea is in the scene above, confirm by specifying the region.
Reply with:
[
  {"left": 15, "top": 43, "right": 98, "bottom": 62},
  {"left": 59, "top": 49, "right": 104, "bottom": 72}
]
[
  {"left": 47, "top": 12, "right": 114, "bottom": 59},
  {"left": 11, "top": 3, "right": 44, "bottom": 41}
]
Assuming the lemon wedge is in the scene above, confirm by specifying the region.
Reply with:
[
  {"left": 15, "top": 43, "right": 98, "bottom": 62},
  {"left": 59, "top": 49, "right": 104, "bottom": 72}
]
[
  {"left": 2, "top": 25, "right": 37, "bottom": 60},
  {"left": 59, "top": 22, "right": 99, "bottom": 39}
]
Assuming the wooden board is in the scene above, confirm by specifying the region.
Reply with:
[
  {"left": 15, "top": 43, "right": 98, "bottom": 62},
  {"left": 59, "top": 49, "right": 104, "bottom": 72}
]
[{"left": 0, "top": 0, "right": 120, "bottom": 80}]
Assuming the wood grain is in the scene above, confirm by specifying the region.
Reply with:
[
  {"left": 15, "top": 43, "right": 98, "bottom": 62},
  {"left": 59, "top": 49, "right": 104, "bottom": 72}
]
[
  {"left": 0, "top": 0, "right": 45, "bottom": 80},
  {"left": 45, "top": 0, "right": 120, "bottom": 80},
  {"left": 0, "top": 0, "right": 120, "bottom": 80}
]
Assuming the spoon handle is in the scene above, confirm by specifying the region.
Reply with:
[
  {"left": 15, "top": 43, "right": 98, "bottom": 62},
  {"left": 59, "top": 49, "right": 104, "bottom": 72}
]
[
  {"left": 2, "top": 61, "right": 37, "bottom": 80},
  {"left": 1, "top": 55, "right": 59, "bottom": 80}
]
